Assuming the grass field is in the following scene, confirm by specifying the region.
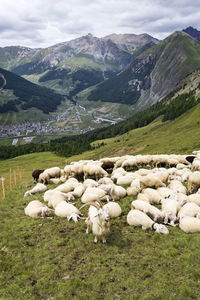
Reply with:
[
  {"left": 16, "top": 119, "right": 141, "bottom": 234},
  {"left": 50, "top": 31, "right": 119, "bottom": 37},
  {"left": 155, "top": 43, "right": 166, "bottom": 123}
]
[{"left": 1, "top": 104, "right": 200, "bottom": 299}]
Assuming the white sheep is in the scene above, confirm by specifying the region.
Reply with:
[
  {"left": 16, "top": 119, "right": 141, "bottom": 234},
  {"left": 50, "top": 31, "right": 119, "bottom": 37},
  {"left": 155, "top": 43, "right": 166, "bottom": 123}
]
[
  {"left": 161, "top": 197, "right": 179, "bottom": 226},
  {"left": 127, "top": 209, "right": 169, "bottom": 234},
  {"left": 141, "top": 188, "right": 162, "bottom": 204},
  {"left": 72, "top": 184, "right": 86, "bottom": 198},
  {"left": 178, "top": 202, "right": 200, "bottom": 220},
  {"left": 83, "top": 179, "right": 99, "bottom": 188},
  {"left": 55, "top": 179, "right": 79, "bottom": 193},
  {"left": 98, "top": 177, "right": 114, "bottom": 185},
  {"left": 140, "top": 174, "right": 166, "bottom": 189},
  {"left": 109, "top": 185, "right": 126, "bottom": 201},
  {"left": 168, "top": 180, "right": 187, "bottom": 194},
  {"left": 81, "top": 187, "right": 107, "bottom": 203},
  {"left": 131, "top": 200, "right": 164, "bottom": 222},
  {"left": 187, "top": 193, "right": 200, "bottom": 206},
  {"left": 179, "top": 216, "right": 200, "bottom": 233},
  {"left": 188, "top": 171, "right": 200, "bottom": 193},
  {"left": 83, "top": 163, "right": 108, "bottom": 180},
  {"left": 24, "top": 200, "right": 53, "bottom": 218},
  {"left": 80, "top": 202, "right": 111, "bottom": 243},
  {"left": 39, "top": 167, "right": 61, "bottom": 184},
  {"left": 103, "top": 202, "right": 122, "bottom": 218},
  {"left": 43, "top": 190, "right": 69, "bottom": 208},
  {"left": 24, "top": 183, "right": 47, "bottom": 197},
  {"left": 55, "top": 201, "right": 82, "bottom": 222}
]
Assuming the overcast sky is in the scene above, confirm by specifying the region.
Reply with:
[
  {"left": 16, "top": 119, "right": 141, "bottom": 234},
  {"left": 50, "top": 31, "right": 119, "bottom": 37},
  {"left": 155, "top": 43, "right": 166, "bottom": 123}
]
[{"left": 0, "top": 0, "right": 200, "bottom": 48}]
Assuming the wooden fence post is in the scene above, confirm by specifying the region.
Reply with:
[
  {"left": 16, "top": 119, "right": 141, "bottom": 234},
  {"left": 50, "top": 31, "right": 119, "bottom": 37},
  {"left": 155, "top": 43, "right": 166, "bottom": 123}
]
[
  {"left": 1, "top": 177, "right": 6, "bottom": 199},
  {"left": 10, "top": 168, "right": 12, "bottom": 191},
  {"left": 13, "top": 170, "right": 17, "bottom": 186}
]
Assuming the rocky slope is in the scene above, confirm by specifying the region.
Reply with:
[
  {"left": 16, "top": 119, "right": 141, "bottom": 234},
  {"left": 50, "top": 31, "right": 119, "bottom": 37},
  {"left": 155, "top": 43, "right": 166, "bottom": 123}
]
[
  {"left": 0, "top": 33, "right": 158, "bottom": 96},
  {"left": 87, "top": 31, "right": 200, "bottom": 110}
]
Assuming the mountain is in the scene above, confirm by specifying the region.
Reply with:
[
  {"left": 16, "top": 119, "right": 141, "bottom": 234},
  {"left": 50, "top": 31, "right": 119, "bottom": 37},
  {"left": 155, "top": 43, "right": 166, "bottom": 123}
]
[
  {"left": 86, "top": 31, "right": 200, "bottom": 110},
  {"left": 0, "top": 67, "right": 64, "bottom": 115},
  {"left": 183, "top": 26, "right": 200, "bottom": 42},
  {"left": 0, "top": 33, "right": 158, "bottom": 97},
  {"left": 102, "top": 33, "right": 159, "bottom": 53}
]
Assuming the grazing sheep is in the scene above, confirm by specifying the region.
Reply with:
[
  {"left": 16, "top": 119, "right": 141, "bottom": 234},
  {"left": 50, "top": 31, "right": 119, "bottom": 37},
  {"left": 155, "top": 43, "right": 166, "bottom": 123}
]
[
  {"left": 103, "top": 202, "right": 122, "bottom": 218},
  {"left": 141, "top": 188, "right": 162, "bottom": 204},
  {"left": 185, "top": 155, "right": 196, "bottom": 164},
  {"left": 83, "top": 163, "right": 108, "bottom": 180},
  {"left": 80, "top": 202, "right": 111, "bottom": 243},
  {"left": 24, "top": 200, "right": 53, "bottom": 218},
  {"left": 109, "top": 185, "right": 126, "bottom": 201},
  {"left": 24, "top": 183, "right": 47, "bottom": 197},
  {"left": 32, "top": 169, "right": 44, "bottom": 183},
  {"left": 39, "top": 167, "right": 61, "bottom": 184},
  {"left": 127, "top": 186, "right": 140, "bottom": 196},
  {"left": 131, "top": 200, "right": 164, "bottom": 222},
  {"left": 98, "top": 177, "right": 114, "bottom": 185},
  {"left": 127, "top": 209, "right": 169, "bottom": 234},
  {"left": 140, "top": 174, "right": 166, "bottom": 189},
  {"left": 179, "top": 216, "right": 200, "bottom": 233},
  {"left": 55, "top": 202, "right": 82, "bottom": 222}
]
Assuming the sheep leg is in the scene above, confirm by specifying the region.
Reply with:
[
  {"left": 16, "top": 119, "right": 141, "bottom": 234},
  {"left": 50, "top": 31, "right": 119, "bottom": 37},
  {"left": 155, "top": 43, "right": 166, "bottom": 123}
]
[
  {"left": 94, "top": 236, "right": 98, "bottom": 243},
  {"left": 102, "top": 237, "right": 106, "bottom": 243}
]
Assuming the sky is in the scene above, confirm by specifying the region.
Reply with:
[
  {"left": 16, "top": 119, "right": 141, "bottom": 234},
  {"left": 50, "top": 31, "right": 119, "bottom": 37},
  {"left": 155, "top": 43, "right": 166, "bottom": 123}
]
[{"left": 0, "top": 0, "right": 200, "bottom": 48}]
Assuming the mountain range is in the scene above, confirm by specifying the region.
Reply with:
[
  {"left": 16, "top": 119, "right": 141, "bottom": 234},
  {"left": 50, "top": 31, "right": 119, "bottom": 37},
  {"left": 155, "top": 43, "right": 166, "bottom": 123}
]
[{"left": 0, "top": 26, "right": 200, "bottom": 124}]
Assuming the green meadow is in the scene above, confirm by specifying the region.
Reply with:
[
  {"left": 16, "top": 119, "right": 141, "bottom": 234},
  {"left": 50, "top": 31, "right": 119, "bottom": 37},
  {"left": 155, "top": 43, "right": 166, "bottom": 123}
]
[{"left": 1, "top": 104, "right": 200, "bottom": 299}]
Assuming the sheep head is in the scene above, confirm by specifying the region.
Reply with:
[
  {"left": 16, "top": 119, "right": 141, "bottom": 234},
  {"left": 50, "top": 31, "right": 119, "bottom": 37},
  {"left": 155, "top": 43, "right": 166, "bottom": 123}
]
[{"left": 153, "top": 223, "right": 169, "bottom": 234}]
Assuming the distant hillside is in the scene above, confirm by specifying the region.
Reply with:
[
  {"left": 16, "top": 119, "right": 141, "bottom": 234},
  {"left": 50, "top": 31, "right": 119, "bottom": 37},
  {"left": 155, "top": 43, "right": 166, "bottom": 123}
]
[
  {"left": 0, "top": 68, "right": 64, "bottom": 114},
  {"left": 0, "top": 33, "right": 158, "bottom": 96},
  {"left": 87, "top": 31, "right": 200, "bottom": 110}
]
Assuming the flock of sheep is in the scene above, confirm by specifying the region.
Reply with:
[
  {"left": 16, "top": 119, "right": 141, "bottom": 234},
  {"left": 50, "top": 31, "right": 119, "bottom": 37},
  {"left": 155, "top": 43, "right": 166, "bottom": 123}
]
[{"left": 24, "top": 151, "right": 200, "bottom": 243}]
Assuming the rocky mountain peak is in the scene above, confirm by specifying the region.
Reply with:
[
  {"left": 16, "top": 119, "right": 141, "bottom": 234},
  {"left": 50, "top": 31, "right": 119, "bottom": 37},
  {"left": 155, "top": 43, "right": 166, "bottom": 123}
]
[{"left": 183, "top": 26, "right": 200, "bottom": 42}]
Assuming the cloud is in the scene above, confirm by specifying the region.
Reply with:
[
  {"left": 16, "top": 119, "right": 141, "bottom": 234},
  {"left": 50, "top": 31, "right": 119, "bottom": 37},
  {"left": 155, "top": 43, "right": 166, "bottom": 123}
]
[{"left": 0, "top": 0, "right": 199, "bottom": 48}]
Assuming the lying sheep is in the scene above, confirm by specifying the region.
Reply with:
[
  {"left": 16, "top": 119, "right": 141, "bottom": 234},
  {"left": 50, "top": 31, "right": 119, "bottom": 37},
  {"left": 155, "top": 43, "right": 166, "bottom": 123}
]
[
  {"left": 72, "top": 184, "right": 86, "bottom": 198},
  {"left": 24, "top": 183, "right": 47, "bottom": 197},
  {"left": 55, "top": 179, "right": 79, "bottom": 193},
  {"left": 161, "top": 197, "right": 180, "bottom": 226},
  {"left": 55, "top": 202, "right": 82, "bottom": 222},
  {"left": 187, "top": 193, "right": 200, "bottom": 206},
  {"left": 168, "top": 180, "right": 187, "bottom": 194},
  {"left": 131, "top": 200, "right": 164, "bottom": 222},
  {"left": 127, "top": 209, "right": 169, "bottom": 234},
  {"left": 179, "top": 216, "right": 200, "bottom": 233},
  {"left": 43, "top": 190, "right": 69, "bottom": 208},
  {"left": 81, "top": 187, "right": 108, "bottom": 203},
  {"left": 188, "top": 171, "right": 200, "bottom": 193},
  {"left": 24, "top": 200, "right": 53, "bottom": 218},
  {"left": 103, "top": 202, "right": 122, "bottom": 218},
  {"left": 178, "top": 203, "right": 200, "bottom": 220}
]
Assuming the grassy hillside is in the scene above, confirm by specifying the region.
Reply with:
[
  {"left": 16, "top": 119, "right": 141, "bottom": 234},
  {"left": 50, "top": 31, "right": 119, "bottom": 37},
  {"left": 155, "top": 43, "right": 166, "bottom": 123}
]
[{"left": 1, "top": 151, "right": 200, "bottom": 299}]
